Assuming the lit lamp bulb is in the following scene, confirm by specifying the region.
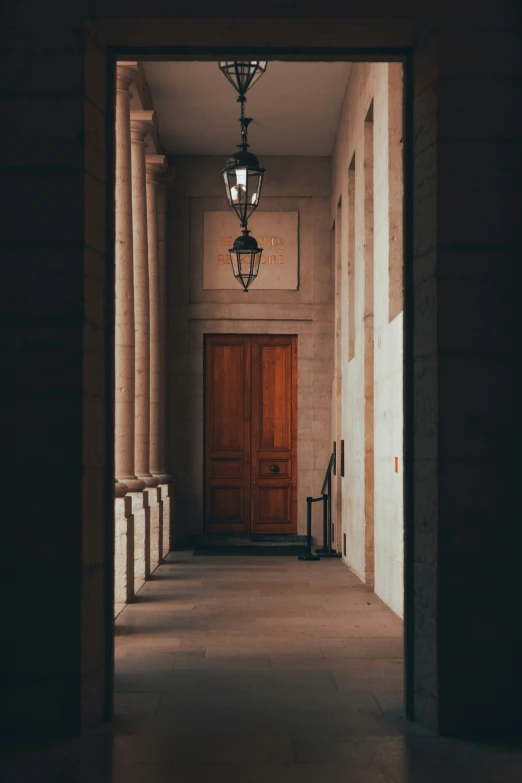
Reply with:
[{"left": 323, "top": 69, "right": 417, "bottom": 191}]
[
  {"left": 231, "top": 167, "right": 247, "bottom": 203},
  {"left": 235, "top": 168, "right": 247, "bottom": 188}
]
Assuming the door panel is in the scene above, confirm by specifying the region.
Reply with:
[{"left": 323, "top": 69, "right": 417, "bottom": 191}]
[
  {"left": 209, "top": 486, "right": 243, "bottom": 523},
  {"left": 257, "top": 486, "right": 292, "bottom": 523},
  {"left": 258, "top": 344, "right": 292, "bottom": 450},
  {"left": 209, "top": 342, "right": 244, "bottom": 450},
  {"left": 205, "top": 335, "right": 251, "bottom": 534},
  {"left": 210, "top": 458, "right": 243, "bottom": 478},
  {"left": 251, "top": 335, "right": 297, "bottom": 534},
  {"left": 205, "top": 334, "right": 297, "bottom": 535}
]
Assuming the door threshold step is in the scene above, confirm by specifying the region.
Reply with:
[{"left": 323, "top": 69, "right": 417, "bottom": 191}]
[
  {"left": 199, "top": 534, "right": 307, "bottom": 547},
  {"left": 193, "top": 544, "right": 307, "bottom": 557}
]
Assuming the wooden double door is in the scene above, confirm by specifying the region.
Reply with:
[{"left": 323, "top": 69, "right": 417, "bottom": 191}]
[{"left": 205, "top": 335, "right": 297, "bottom": 535}]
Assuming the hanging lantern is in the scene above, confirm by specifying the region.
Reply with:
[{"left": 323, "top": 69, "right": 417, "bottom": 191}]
[
  {"left": 219, "top": 59, "right": 267, "bottom": 291},
  {"left": 228, "top": 230, "right": 262, "bottom": 292},
  {"left": 219, "top": 61, "right": 267, "bottom": 96},
  {"left": 223, "top": 150, "right": 264, "bottom": 226},
  {"left": 222, "top": 117, "right": 265, "bottom": 226}
]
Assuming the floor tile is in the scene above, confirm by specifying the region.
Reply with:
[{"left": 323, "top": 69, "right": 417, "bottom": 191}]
[{"left": 3, "top": 553, "right": 522, "bottom": 782}]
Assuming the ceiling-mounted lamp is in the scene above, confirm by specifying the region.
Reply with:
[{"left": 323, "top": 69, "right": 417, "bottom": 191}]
[
  {"left": 219, "top": 60, "right": 267, "bottom": 291},
  {"left": 218, "top": 61, "right": 267, "bottom": 96},
  {"left": 228, "top": 228, "right": 262, "bottom": 292},
  {"left": 222, "top": 115, "right": 265, "bottom": 226}
]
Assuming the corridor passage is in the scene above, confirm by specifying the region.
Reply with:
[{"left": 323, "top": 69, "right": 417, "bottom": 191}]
[
  {"left": 111, "top": 552, "right": 522, "bottom": 782},
  {"left": 3, "top": 552, "right": 522, "bottom": 782}
]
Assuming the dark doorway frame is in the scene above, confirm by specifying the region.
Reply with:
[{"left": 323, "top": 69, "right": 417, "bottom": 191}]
[{"left": 105, "top": 46, "right": 413, "bottom": 724}]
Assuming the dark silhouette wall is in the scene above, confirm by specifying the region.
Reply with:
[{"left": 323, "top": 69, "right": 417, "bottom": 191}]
[{"left": 1, "top": 0, "right": 520, "bottom": 741}]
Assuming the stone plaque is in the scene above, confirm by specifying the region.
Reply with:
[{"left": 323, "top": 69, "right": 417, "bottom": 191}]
[{"left": 203, "top": 211, "right": 299, "bottom": 290}]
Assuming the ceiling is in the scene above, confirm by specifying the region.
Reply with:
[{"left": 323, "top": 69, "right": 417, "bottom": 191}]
[{"left": 142, "top": 61, "right": 352, "bottom": 156}]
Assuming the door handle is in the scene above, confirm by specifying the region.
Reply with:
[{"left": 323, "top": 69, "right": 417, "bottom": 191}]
[{"left": 270, "top": 464, "right": 280, "bottom": 473}]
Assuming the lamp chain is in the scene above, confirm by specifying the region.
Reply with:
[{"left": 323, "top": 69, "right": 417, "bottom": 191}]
[{"left": 238, "top": 95, "right": 250, "bottom": 150}]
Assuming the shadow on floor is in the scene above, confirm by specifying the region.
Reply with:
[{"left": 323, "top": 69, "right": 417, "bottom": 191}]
[{"left": 2, "top": 552, "right": 522, "bottom": 782}]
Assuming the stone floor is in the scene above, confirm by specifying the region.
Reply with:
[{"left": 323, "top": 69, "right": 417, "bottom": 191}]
[{"left": 2, "top": 550, "right": 522, "bottom": 781}]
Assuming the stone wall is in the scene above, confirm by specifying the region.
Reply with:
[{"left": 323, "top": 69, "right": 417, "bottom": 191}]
[
  {"left": 373, "top": 66, "right": 404, "bottom": 617},
  {"left": 331, "top": 64, "right": 404, "bottom": 616},
  {"left": 412, "top": 29, "right": 521, "bottom": 739},
  {"left": 166, "top": 156, "right": 334, "bottom": 541}
]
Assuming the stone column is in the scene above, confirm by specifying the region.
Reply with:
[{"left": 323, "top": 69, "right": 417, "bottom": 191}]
[
  {"left": 114, "top": 62, "right": 145, "bottom": 497},
  {"left": 157, "top": 172, "right": 175, "bottom": 557},
  {"left": 145, "top": 155, "right": 169, "bottom": 483},
  {"left": 145, "top": 154, "right": 167, "bottom": 569},
  {"left": 157, "top": 177, "right": 168, "bottom": 482},
  {"left": 130, "top": 110, "right": 159, "bottom": 489}
]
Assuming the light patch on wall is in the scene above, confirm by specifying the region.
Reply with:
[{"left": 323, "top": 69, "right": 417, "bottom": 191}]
[{"left": 203, "top": 211, "right": 299, "bottom": 290}]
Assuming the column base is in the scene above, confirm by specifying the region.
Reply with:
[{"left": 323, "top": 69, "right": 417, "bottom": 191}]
[
  {"left": 152, "top": 472, "right": 173, "bottom": 484},
  {"left": 113, "top": 484, "right": 175, "bottom": 613},
  {"left": 137, "top": 473, "right": 160, "bottom": 488},
  {"left": 115, "top": 480, "right": 129, "bottom": 498},
  {"left": 117, "top": 476, "right": 146, "bottom": 492},
  {"left": 158, "top": 482, "right": 175, "bottom": 559},
  {"left": 115, "top": 495, "right": 134, "bottom": 611},
  {"left": 147, "top": 488, "right": 161, "bottom": 571},
  {"left": 128, "top": 491, "right": 150, "bottom": 593}
]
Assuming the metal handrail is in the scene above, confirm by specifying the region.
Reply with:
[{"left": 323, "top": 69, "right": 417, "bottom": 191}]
[
  {"left": 298, "top": 451, "right": 342, "bottom": 562},
  {"left": 321, "top": 452, "right": 335, "bottom": 496}
]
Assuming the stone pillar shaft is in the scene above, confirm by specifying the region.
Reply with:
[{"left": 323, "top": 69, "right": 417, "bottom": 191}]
[
  {"left": 145, "top": 155, "right": 168, "bottom": 480},
  {"left": 157, "top": 177, "right": 173, "bottom": 482},
  {"left": 130, "top": 110, "right": 159, "bottom": 488},
  {"left": 114, "top": 63, "right": 144, "bottom": 495},
  {"left": 156, "top": 171, "right": 174, "bottom": 556}
]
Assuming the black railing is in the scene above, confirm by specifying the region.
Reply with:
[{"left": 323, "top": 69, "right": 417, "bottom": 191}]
[{"left": 298, "top": 452, "right": 342, "bottom": 562}]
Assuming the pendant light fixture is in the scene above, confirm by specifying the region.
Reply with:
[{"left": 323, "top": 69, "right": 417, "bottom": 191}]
[
  {"left": 219, "top": 60, "right": 267, "bottom": 291},
  {"left": 222, "top": 111, "right": 265, "bottom": 226},
  {"left": 228, "top": 228, "right": 263, "bottom": 292},
  {"left": 218, "top": 61, "right": 267, "bottom": 95}
]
